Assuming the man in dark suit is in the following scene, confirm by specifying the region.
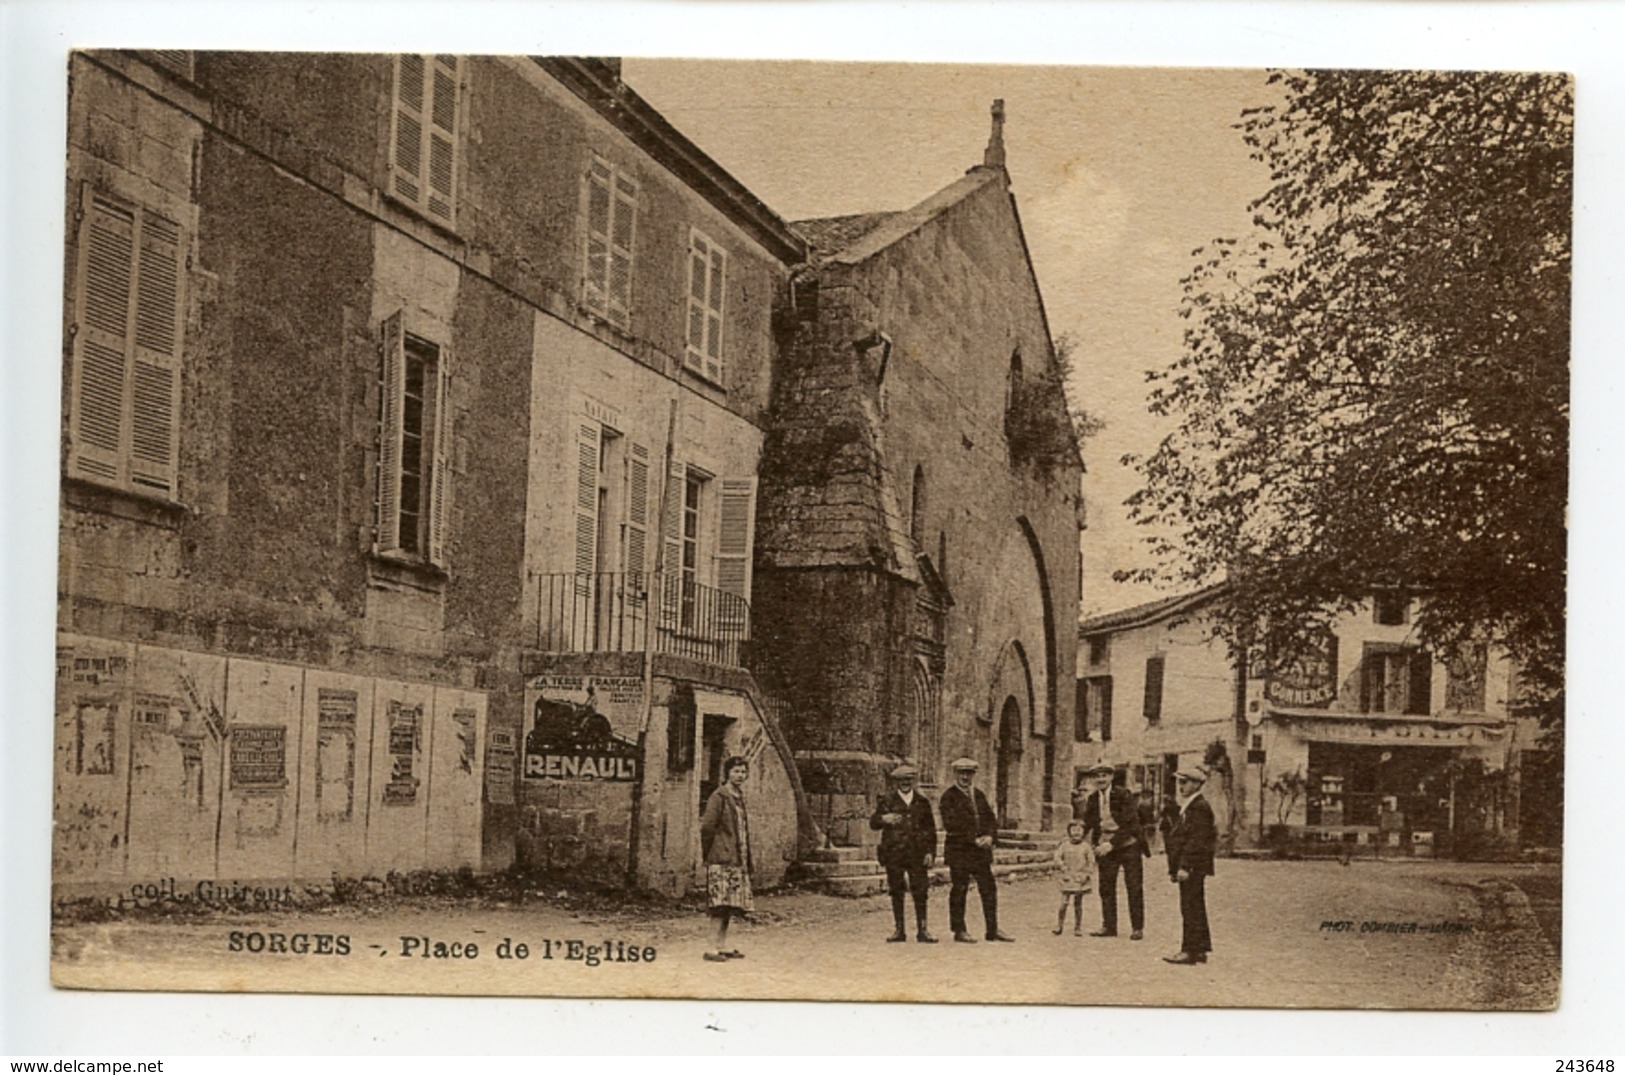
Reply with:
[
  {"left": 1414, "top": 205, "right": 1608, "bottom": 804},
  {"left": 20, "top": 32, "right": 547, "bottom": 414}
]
[
  {"left": 870, "top": 763, "right": 939, "bottom": 943},
  {"left": 1163, "top": 765, "right": 1218, "bottom": 964},
  {"left": 938, "top": 757, "right": 1014, "bottom": 943},
  {"left": 1080, "top": 763, "right": 1151, "bottom": 940}
]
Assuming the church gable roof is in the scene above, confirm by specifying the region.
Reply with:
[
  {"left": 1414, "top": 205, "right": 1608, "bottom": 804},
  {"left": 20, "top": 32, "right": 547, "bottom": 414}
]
[
  {"left": 792, "top": 212, "right": 900, "bottom": 258},
  {"left": 792, "top": 168, "right": 1005, "bottom": 266}
]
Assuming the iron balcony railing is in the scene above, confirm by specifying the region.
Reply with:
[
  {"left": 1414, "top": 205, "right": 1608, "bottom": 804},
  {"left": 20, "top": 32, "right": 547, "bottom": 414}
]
[{"left": 529, "top": 571, "right": 751, "bottom": 667}]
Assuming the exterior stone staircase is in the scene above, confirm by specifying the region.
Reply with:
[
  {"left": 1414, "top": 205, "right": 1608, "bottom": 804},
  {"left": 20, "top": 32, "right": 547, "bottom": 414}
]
[{"left": 793, "top": 828, "right": 1063, "bottom": 897}]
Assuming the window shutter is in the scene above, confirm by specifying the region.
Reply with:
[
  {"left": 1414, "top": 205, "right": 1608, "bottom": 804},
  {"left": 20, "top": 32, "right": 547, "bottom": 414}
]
[
  {"left": 659, "top": 462, "right": 684, "bottom": 628},
  {"left": 685, "top": 232, "right": 726, "bottom": 382},
  {"left": 573, "top": 422, "right": 600, "bottom": 599},
  {"left": 714, "top": 477, "right": 755, "bottom": 638},
  {"left": 376, "top": 311, "right": 406, "bottom": 554},
  {"left": 128, "top": 210, "right": 182, "bottom": 496},
  {"left": 391, "top": 55, "right": 426, "bottom": 205},
  {"left": 704, "top": 246, "right": 725, "bottom": 382},
  {"left": 1100, "top": 678, "right": 1114, "bottom": 741},
  {"left": 70, "top": 188, "right": 135, "bottom": 485},
  {"left": 148, "top": 50, "right": 194, "bottom": 81},
  {"left": 625, "top": 443, "right": 650, "bottom": 602},
  {"left": 584, "top": 161, "right": 611, "bottom": 316},
  {"left": 1142, "top": 656, "right": 1165, "bottom": 722},
  {"left": 1407, "top": 650, "right": 1433, "bottom": 716},
  {"left": 426, "top": 347, "right": 451, "bottom": 567},
  {"left": 686, "top": 235, "right": 708, "bottom": 363},
  {"left": 608, "top": 174, "right": 636, "bottom": 327},
  {"left": 426, "top": 56, "right": 459, "bottom": 224}
]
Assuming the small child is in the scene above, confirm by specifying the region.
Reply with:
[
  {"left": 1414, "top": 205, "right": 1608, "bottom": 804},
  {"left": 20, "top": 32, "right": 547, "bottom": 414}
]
[{"left": 1053, "top": 820, "right": 1096, "bottom": 936}]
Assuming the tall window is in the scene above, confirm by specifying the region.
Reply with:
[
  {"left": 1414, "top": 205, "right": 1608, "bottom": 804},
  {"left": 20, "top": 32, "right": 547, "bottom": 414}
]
[
  {"left": 390, "top": 55, "right": 461, "bottom": 226},
  {"left": 1081, "top": 676, "right": 1113, "bottom": 741},
  {"left": 585, "top": 158, "right": 637, "bottom": 329},
  {"left": 681, "top": 471, "right": 704, "bottom": 629},
  {"left": 1360, "top": 644, "right": 1432, "bottom": 715},
  {"left": 67, "top": 186, "right": 184, "bottom": 499},
  {"left": 1143, "top": 656, "right": 1165, "bottom": 724},
  {"left": 1373, "top": 591, "right": 1411, "bottom": 626},
  {"left": 686, "top": 229, "right": 727, "bottom": 382},
  {"left": 1073, "top": 678, "right": 1091, "bottom": 742},
  {"left": 910, "top": 465, "right": 926, "bottom": 551},
  {"left": 1445, "top": 643, "right": 1488, "bottom": 712},
  {"left": 377, "top": 313, "right": 449, "bottom": 566}
]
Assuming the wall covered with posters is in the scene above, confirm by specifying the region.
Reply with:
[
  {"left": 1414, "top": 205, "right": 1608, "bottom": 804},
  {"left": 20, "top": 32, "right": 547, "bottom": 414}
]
[
  {"left": 514, "top": 657, "right": 801, "bottom": 896},
  {"left": 53, "top": 633, "right": 486, "bottom": 890}
]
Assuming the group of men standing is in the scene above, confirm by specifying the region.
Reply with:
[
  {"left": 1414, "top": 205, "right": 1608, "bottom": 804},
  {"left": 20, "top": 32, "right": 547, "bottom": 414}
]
[
  {"left": 870, "top": 757, "right": 1012, "bottom": 943},
  {"left": 869, "top": 757, "right": 1217, "bottom": 964}
]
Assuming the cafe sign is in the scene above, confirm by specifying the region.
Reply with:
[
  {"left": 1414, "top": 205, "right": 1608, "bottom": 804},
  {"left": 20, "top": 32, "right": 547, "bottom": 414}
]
[{"left": 1266, "top": 631, "right": 1339, "bottom": 709}]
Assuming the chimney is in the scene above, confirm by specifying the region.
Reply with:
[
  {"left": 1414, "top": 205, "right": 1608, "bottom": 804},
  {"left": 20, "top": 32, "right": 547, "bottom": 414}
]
[{"left": 983, "top": 98, "right": 1006, "bottom": 170}]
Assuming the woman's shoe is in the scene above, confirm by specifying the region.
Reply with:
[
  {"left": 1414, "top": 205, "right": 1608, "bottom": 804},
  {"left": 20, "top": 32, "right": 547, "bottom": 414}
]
[
  {"left": 722, "top": 949, "right": 745, "bottom": 959},
  {"left": 703, "top": 951, "right": 728, "bottom": 962}
]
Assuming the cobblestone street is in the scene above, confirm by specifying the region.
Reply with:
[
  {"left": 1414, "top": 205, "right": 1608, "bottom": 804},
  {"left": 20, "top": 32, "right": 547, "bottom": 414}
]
[{"left": 52, "top": 857, "right": 1559, "bottom": 1010}]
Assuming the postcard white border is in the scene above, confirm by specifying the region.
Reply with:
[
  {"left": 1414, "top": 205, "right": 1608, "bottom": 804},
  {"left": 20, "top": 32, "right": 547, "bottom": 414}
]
[{"left": 4, "top": 0, "right": 1620, "bottom": 1055}]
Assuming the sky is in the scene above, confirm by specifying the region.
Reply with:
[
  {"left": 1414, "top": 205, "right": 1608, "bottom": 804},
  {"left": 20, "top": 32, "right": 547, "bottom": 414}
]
[{"left": 625, "top": 59, "right": 1275, "bottom": 614}]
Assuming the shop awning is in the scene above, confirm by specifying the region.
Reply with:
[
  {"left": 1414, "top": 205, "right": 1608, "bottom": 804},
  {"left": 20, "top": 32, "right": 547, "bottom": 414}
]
[{"left": 1263, "top": 705, "right": 1508, "bottom": 747}]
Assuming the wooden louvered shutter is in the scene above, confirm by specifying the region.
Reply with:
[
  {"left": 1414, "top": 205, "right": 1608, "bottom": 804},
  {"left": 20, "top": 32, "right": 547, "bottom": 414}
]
[
  {"left": 625, "top": 443, "right": 650, "bottom": 603},
  {"left": 391, "top": 55, "right": 427, "bottom": 206},
  {"left": 425, "top": 56, "right": 459, "bottom": 224},
  {"left": 608, "top": 173, "right": 636, "bottom": 328},
  {"left": 70, "top": 188, "right": 136, "bottom": 486},
  {"left": 703, "top": 245, "right": 725, "bottom": 383},
  {"left": 685, "top": 232, "right": 726, "bottom": 382},
  {"left": 714, "top": 478, "right": 755, "bottom": 637},
  {"left": 1142, "top": 656, "right": 1165, "bottom": 722},
  {"left": 686, "top": 233, "right": 709, "bottom": 369},
  {"left": 426, "top": 347, "right": 451, "bottom": 567},
  {"left": 659, "top": 462, "right": 684, "bottom": 628},
  {"left": 584, "top": 161, "right": 611, "bottom": 317},
  {"left": 574, "top": 422, "right": 600, "bottom": 597},
  {"left": 128, "top": 209, "right": 182, "bottom": 496},
  {"left": 1407, "top": 650, "right": 1433, "bottom": 716},
  {"left": 148, "top": 50, "right": 194, "bottom": 81},
  {"left": 376, "top": 311, "right": 406, "bottom": 554}
]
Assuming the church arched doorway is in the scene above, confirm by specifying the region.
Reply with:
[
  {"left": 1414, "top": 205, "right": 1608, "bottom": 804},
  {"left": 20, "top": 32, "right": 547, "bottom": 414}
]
[{"left": 995, "top": 695, "right": 1023, "bottom": 828}]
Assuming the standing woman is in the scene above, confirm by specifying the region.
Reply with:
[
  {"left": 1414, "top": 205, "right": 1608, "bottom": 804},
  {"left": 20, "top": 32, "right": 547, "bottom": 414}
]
[{"left": 700, "top": 755, "right": 754, "bottom": 962}]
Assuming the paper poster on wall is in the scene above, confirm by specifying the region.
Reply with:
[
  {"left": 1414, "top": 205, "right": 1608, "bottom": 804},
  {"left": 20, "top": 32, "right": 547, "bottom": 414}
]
[
  {"left": 384, "top": 701, "right": 422, "bottom": 805},
  {"left": 522, "top": 675, "right": 642, "bottom": 782},
  {"left": 316, "top": 688, "right": 358, "bottom": 821},
  {"left": 230, "top": 725, "right": 288, "bottom": 789},
  {"left": 484, "top": 729, "right": 516, "bottom": 805}
]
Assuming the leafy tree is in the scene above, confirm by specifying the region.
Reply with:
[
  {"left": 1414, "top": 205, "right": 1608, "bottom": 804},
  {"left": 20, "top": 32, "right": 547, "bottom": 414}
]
[{"left": 1123, "top": 70, "right": 1571, "bottom": 734}]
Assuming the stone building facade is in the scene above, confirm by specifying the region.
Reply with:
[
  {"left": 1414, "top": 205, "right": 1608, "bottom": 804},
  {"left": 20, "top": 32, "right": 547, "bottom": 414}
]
[
  {"left": 1076, "top": 586, "right": 1558, "bottom": 856},
  {"left": 54, "top": 51, "right": 810, "bottom": 898},
  {"left": 750, "top": 109, "right": 1087, "bottom": 846}
]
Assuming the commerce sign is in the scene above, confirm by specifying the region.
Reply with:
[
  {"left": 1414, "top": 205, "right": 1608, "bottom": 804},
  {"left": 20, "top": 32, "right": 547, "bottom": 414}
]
[
  {"left": 522, "top": 689, "right": 639, "bottom": 783},
  {"left": 1266, "top": 631, "right": 1339, "bottom": 709},
  {"left": 523, "top": 751, "right": 637, "bottom": 781}
]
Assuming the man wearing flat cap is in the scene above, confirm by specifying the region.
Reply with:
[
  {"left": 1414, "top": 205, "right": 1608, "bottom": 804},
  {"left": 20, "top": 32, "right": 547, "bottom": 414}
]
[
  {"left": 870, "top": 763, "right": 939, "bottom": 943},
  {"left": 1163, "top": 765, "right": 1218, "bottom": 965},
  {"left": 938, "top": 757, "right": 1013, "bottom": 943},
  {"left": 1080, "top": 762, "right": 1151, "bottom": 940}
]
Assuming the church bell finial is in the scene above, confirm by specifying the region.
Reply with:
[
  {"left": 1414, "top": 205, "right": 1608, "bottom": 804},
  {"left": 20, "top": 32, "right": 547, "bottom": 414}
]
[{"left": 983, "top": 98, "right": 1006, "bottom": 170}]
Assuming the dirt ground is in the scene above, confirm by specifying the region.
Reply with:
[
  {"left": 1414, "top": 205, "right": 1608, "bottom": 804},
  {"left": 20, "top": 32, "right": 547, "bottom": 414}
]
[{"left": 50, "top": 857, "right": 1559, "bottom": 1010}]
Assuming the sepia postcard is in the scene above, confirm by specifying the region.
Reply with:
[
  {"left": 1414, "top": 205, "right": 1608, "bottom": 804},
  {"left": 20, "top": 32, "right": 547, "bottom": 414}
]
[{"left": 48, "top": 49, "right": 1568, "bottom": 1013}]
